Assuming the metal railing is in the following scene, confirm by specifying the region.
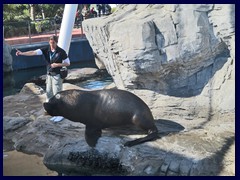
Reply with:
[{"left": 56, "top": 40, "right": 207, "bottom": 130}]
[{"left": 4, "top": 18, "right": 84, "bottom": 45}]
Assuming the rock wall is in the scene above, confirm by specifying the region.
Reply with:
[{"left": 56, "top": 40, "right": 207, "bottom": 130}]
[
  {"left": 3, "top": 83, "right": 235, "bottom": 175},
  {"left": 83, "top": 4, "right": 235, "bottom": 116}
]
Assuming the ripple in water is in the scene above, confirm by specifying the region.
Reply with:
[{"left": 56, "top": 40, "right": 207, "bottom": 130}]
[{"left": 76, "top": 76, "right": 113, "bottom": 90}]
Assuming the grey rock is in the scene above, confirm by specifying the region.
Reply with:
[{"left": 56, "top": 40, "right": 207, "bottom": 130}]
[
  {"left": 3, "top": 116, "right": 31, "bottom": 133},
  {"left": 28, "top": 67, "right": 109, "bottom": 86},
  {"left": 83, "top": 4, "right": 235, "bottom": 114},
  {"left": 3, "top": 83, "right": 235, "bottom": 175}
]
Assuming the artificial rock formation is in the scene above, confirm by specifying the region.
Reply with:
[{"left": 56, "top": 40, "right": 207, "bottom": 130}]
[
  {"left": 83, "top": 4, "right": 235, "bottom": 115},
  {"left": 3, "top": 83, "right": 235, "bottom": 176}
]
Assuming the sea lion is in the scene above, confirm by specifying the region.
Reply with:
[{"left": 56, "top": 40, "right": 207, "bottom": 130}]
[{"left": 43, "top": 89, "right": 158, "bottom": 147}]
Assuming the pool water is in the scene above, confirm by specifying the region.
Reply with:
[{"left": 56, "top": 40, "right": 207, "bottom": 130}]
[
  {"left": 76, "top": 76, "right": 113, "bottom": 90},
  {"left": 3, "top": 66, "right": 46, "bottom": 97}
]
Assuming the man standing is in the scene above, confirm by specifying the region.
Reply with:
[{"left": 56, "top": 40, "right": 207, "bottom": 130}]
[
  {"left": 81, "top": 4, "right": 90, "bottom": 20},
  {"left": 16, "top": 35, "right": 70, "bottom": 109}
]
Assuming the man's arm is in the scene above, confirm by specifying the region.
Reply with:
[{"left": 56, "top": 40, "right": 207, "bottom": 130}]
[
  {"left": 16, "top": 49, "right": 38, "bottom": 56},
  {"left": 50, "top": 58, "right": 70, "bottom": 68}
]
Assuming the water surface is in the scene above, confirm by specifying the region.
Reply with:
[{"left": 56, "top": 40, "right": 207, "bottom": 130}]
[{"left": 3, "top": 62, "right": 113, "bottom": 97}]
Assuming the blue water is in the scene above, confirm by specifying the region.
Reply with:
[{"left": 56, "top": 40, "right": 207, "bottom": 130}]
[
  {"left": 76, "top": 76, "right": 113, "bottom": 90},
  {"left": 3, "top": 62, "right": 113, "bottom": 97},
  {"left": 3, "top": 67, "right": 46, "bottom": 97}
]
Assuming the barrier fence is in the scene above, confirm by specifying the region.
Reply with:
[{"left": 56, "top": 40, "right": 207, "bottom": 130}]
[{"left": 4, "top": 18, "right": 84, "bottom": 45}]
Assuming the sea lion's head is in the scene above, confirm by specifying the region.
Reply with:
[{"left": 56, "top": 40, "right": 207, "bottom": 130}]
[{"left": 43, "top": 92, "right": 63, "bottom": 116}]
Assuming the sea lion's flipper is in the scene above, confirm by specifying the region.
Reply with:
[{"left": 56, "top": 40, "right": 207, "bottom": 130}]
[
  {"left": 124, "top": 131, "right": 158, "bottom": 147},
  {"left": 85, "top": 126, "right": 102, "bottom": 147}
]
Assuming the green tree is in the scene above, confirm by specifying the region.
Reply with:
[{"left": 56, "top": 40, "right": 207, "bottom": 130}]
[
  {"left": 3, "top": 4, "right": 65, "bottom": 22},
  {"left": 41, "top": 4, "right": 64, "bottom": 18},
  {"left": 3, "top": 4, "right": 29, "bottom": 22}
]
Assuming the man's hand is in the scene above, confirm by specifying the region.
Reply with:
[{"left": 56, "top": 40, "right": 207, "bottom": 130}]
[
  {"left": 51, "top": 63, "right": 60, "bottom": 68},
  {"left": 15, "top": 49, "right": 22, "bottom": 56}
]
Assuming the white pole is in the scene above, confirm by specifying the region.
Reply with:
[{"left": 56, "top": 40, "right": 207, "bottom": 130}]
[{"left": 58, "top": 4, "right": 78, "bottom": 54}]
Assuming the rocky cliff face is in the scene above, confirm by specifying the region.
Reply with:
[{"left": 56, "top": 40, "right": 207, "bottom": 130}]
[{"left": 83, "top": 4, "right": 235, "bottom": 116}]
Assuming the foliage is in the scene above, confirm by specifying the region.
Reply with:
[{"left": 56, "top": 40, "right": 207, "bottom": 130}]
[
  {"left": 3, "top": 4, "right": 65, "bottom": 23},
  {"left": 4, "top": 21, "right": 36, "bottom": 38},
  {"left": 36, "top": 4, "right": 65, "bottom": 18},
  {"left": 3, "top": 4, "right": 29, "bottom": 22},
  {"left": 3, "top": 4, "right": 65, "bottom": 37},
  {"left": 3, "top": 4, "right": 114, "bottom": 38},
  {"left": 33, "top": 19, "right": 55, "bottom": 33}
]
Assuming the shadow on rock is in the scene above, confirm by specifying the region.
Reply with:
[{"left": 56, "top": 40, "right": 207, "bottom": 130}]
[{"left": 103, "top": 119, "right": 185, "bottom": 139}]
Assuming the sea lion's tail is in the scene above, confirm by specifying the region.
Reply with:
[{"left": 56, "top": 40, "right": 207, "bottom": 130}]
[{"left": 124, "top": 130, "right": 158, "bottom": 147}]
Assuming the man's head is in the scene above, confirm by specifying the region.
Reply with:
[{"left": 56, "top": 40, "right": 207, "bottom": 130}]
[{"left": 49, "top": 35, "right": 58, "bottom": 47}]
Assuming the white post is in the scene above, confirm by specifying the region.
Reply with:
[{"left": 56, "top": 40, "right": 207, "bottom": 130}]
[{"left": 58, "top": 4, "right": 78, "bottom": 54}]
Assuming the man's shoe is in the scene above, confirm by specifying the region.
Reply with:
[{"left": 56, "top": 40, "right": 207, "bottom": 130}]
[{"left": 50, "top": 116, "right": 64, "bottom": 122}]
